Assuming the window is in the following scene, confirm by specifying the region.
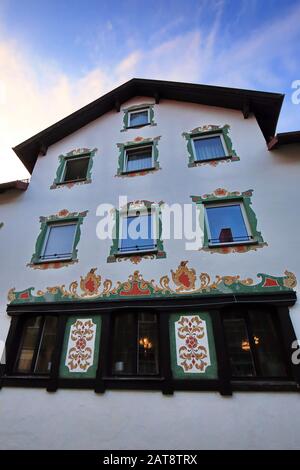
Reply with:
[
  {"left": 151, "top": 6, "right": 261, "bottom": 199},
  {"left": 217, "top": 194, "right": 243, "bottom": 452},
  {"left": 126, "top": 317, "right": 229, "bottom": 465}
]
[
  {"left": 40, "top": 222, "right": 77, "bottom": 261},
  {"left": 62, "top": 156, "right": 90, "bottom": 183},
  {"left": 223, "top": 309, "right": 288, "bottom": 378},
  {"left": 111, "top": 312, "right": 159, "bottom": 376},
  {"left": 119, "top": 212, "right": 156, "bottom": 254},
  {"left": 14, "top": 316, "right": 57, "bottom": 375},
  {"left": 193, "top": 134, "right": 227, "bottom": 161},
  {"left": 51, "top": 148, "right": 97, "bottom": 189},
  {"left": 124, "top": 146, "right": 153, "bottom": 173},
  {"left": 205, "top": 202, "right": 252, "bottom": 245},
  {"left": 128, "top": 108, "right": 149, "bottom": 127}
]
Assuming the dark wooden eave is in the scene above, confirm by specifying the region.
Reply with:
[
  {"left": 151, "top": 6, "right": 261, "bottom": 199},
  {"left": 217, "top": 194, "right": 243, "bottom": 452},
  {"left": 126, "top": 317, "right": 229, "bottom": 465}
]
[
  {"left": 268, "top": 130, "right": 300, "bottom": 150},
  {"left": 0, "top": 180, "right": 29, "bottom": 194},
  {"left": 13, "top": 78, "right": 284, "bottom": 173}
]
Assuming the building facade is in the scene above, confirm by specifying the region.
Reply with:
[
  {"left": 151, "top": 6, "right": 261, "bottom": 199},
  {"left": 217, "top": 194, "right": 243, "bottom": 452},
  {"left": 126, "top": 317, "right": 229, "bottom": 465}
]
[{"left": 0, "top": 79, "right": 300, "bottom": 450}]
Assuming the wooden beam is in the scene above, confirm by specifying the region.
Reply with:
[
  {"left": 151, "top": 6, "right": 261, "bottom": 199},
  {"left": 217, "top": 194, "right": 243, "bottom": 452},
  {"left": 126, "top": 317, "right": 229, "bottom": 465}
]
[
  {"left": 154, "top": 92, "right": 160, "bottom": 104},
  {"left": 39, "top": 143, "right": 48, "bottom": 156},
  {"left": 114, "top": 99, "right": 120, "bottom": 112},
  {"left": 242, "top": 100, "right": 250, "bottom": 119}
]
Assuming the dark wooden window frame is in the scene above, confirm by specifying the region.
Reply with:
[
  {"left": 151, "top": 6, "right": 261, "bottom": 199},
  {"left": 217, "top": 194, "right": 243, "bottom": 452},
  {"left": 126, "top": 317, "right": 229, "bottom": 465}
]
[{"left": 1, "top": 292, "right": 299, "bottom": 395}]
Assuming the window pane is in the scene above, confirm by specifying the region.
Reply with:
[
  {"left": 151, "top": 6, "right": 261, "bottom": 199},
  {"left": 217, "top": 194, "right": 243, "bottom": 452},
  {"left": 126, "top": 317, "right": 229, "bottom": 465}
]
[
  {"left": 15, "top": 317, "right": 42, "bottom": 373},
  {"left": 224, "top": 316, "right": 256, "bottom": 377},
  {"left": 194, "top": 136, "right": 225, "bottom": 161},
  {"left": 120, "top": 214, "right": 155, "bottom": 252},
  {"left": 129, "top": 110, "right": 148, "bottom": 126},
  {"left": 126, "top": 147, "right": 152, "bottom": 172},
  {"left": 42, "top": 223, "right": 77, "bottom": 260},
  {"left": 249, "top": 311, "right": 287, "bottom": 377},
  {"left": 206, "top": 204, "right": 250, "bottom": 244},
  {"left": 34, "top": 316, "right": 58, "bottom": 374},
  {"left": 112, "top": 313, "right": 136, "bottom": 375},
  {"left": 138, "top": 313, "right": 159, "bottom": 375},
  {"left": 63, "top": 157, "right": 89, "bottom": 182}
]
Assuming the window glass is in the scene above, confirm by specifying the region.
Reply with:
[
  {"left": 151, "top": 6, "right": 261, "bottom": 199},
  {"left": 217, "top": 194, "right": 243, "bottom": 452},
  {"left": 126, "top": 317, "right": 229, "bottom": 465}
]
[
  {"left": 34, "top": 316, "right": 58, "bottom": 374},
  {"left": 125, "top": 147, "right": 152, "bottom": 172},
  {"left": 224, "top": 316, "right": 256, "bottom": 377},
  {"left": 206, "top": 204, "right": 250, "bottom": 244},
  {"left": 42, "top": 223, "right": 77, "bottom": 260},
  {"left": 15, "top": 316, "right": 57, "bottom": 375},
  {"left": 120, "top": 214, "right": 155, "bottom": 253},
  {"left": 129, "top": 110, "right": 149, "bottom": 127},
  {"left": 111, "top": 312, "right": 159, "bottom": 376},
  {"left": 249, "top": 311, "right": 287, "bottom": 377},
  {"left": 63, "top": 157, "right": 89, "bottom": 182},
  {"left": 194, "top": 135, "right": 226, "bottom": 161},
  {"left": 15, "top": 317, "right": 42, "bottom": 373}
]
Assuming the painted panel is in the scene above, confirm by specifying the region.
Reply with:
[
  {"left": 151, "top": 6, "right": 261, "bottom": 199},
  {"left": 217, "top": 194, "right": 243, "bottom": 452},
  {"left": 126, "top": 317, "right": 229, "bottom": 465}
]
[
  {"left": 169, "top": 312, "right": 217, "bottom": 379},
  {"left": 59, "top": 316, "right": 101, "bottom": 378}
]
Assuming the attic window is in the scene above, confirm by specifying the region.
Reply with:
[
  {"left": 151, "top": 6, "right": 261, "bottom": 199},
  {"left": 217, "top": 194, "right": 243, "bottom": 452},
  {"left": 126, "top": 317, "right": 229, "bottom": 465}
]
[{"left": 128, "top": 109, "right": 150, "bottom": 127}]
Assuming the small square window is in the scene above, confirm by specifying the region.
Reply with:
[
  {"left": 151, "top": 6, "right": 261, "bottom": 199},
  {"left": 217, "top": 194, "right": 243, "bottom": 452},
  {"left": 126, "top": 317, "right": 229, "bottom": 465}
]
[
  {"left": 119, "top": 213, "right": 156, "bottom": 254},
  {"left": 193, "top": 135, "right": 227, "bottom": 161},
  {"left": 124, "top": 146, "right": 153, "bottom": 173},
  {"left": 205, "top": 203, "right": 252, "bottom": 246},
  {"left": 62, "top": 156, "right": 90, "bottom": 183},
  {"left": 128, "top": 109, "right": 149, "bottom": 127},
  {"left": 40, "top": 223, "right": 77, "bottom": 261}
]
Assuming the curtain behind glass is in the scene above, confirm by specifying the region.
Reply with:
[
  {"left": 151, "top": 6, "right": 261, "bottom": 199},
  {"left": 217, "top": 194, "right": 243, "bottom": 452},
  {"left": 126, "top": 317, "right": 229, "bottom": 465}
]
[{"left": 126, "top": 148, "right": 152, "bottom": 172}]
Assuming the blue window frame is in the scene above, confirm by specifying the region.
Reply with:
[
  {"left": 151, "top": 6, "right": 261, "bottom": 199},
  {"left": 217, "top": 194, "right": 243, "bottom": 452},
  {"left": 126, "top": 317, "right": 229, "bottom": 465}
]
[
  {"left": 193, "top": 135, "right": 226, "bottom": 161},
  {"left": 205, "top": 203, "right": 252, "bottom": 245},
  {"left": 119, "top": 214, "right": 156, "bottom": 253}
]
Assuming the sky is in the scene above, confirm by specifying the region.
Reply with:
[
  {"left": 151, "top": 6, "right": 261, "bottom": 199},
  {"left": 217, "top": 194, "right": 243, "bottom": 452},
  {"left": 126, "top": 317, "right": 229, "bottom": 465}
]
[{"left": 0, "top": 0, "right": 300, "bottom": 183}]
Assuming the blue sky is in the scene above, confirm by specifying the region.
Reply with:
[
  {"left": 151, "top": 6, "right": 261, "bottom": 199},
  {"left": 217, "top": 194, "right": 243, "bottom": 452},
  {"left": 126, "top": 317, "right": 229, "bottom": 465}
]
[{"left": 0, "top": 0, "right": 299, "bottom": 181}]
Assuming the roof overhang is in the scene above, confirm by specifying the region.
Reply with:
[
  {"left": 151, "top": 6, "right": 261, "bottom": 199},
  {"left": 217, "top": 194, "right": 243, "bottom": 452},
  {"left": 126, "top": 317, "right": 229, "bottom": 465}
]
[
  {"left": 0, "top": 180, "right": 29, "bottom": 194},
  {"left": 268, "top": 130, "right": 300, "bottom": 150},
  {"left": 13, "top": 78, "right": 284, "bottom": 174}
]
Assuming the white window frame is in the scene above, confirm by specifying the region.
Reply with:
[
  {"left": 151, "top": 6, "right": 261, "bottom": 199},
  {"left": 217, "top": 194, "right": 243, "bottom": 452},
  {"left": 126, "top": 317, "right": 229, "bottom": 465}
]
[
  {"left": 192, "top": 133, "right": 228, "bottom": 162},
  {"left": 123, "top": 145, "right": 154, "bottom": 173},
  {"left": 128, "top": 108, "right": 150, "bottom": 128},
  {"left": 204, "top": 201, "right": 253, "bottom": 247},
  {"left": 40, "top": 222, "right": 77, "bottom": 261},
  {"left": 61, "top": 155, "right": 90, "bottom": 183},
  {"left": 118, "top": 207, "right": 158, "bottom": 255}
]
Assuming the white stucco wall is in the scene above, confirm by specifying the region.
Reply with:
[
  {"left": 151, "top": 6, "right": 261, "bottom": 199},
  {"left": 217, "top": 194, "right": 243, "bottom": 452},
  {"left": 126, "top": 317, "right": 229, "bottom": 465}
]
[{"left": 0, "top": 97, "right": 299, "bottom": 449}]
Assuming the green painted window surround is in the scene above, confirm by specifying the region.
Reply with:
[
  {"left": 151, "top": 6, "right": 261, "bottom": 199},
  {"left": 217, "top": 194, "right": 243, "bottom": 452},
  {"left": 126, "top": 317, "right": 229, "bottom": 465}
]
[
  {"left": 121, "top": 103, "right": 156, "bottom": 131},
  {"left": 107, "top": 200, "right": 166, "bottom": 263},
  {"left": 29, "top": 210, "right": 88, "bottom": 267},
  {"left": 50, "top": 148, "right": 97, "bottom": 189},
  {"left": 183, "top": 124, "right": 239, "bottom": 167},
  {"left": 116, "top": 136, "right": 161, "bottom": 176},
  {"left": 191, "top": 189, "right": 267, "bottom": 253}
]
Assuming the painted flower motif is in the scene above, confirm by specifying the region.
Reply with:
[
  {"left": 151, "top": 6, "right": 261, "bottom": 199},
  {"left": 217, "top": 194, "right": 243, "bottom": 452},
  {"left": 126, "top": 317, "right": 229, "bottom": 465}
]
[
  {"left": 185, "top": 335, "right": 198, "bottom": 349},
  {"left": 76, "top": 337, "right": 87, "bottom": 350}
]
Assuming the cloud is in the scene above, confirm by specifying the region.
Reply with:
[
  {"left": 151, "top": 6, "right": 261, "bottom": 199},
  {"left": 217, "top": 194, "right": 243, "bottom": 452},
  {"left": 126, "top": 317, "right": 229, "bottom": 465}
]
[{"left": 0, "top": 1, "right": 300, "bottom": 183}]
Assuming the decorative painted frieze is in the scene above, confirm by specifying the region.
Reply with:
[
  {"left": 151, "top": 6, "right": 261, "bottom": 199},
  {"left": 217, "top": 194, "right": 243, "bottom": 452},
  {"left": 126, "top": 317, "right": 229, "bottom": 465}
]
[
  {"left": 59, "top": 316, "right": 101, "bottom": 378},
  {"left": 169, "top": 312, "right": 217, "bottom": 379},
  {"left": 50, "top": 148, "right": 97, "bottom": 189},
  {"left": 115, "top": 136, "right": 161, "bottom": 178},
  {"left": 191, "top": 188, "right": 267, "bottom": 254},
  {"left": 28, "top": 209, "right": 88, "bottom": 269},
  {"left": 183, "top": 124, "right": 239, "bottom": 167},
  {"left": 8, "top": 261, "right": 297, "bottom": 304}
]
